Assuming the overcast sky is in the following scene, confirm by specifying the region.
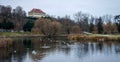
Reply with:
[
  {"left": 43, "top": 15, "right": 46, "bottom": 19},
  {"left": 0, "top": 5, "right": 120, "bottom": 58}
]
[{"left": 0, "top": 0, "right": 120, "bottom": 17}]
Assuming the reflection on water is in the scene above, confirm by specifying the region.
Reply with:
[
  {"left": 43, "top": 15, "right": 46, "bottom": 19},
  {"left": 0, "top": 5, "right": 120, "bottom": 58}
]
[{"left": 0, "top": 37, "right": 120, "bottom": 62}]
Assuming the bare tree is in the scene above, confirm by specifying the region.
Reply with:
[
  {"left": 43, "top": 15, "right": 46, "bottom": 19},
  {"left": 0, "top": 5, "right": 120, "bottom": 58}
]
[
  {"left": 71, "top": 25, "right": 81, "bottom": 34},
  {"left": 92, "top": 26, "right": 98, "bottom": 34},
  {"left": 89, "top": 16, "right": 95, "bottom": 33},
  {"left": 12, "top": 6, "right": 27, "bottom": 31},
  {"left": 74, "top": 11, "right": 89, "bottom": 32},
  {"left": 57, "top": 15, "right": 75, "bottom": 34},
  {"left": 32, "top": 18, "right": 61, "bottom": 36},
  {"left": 103, "top": 22, "right": 112, "bottom": 34},
  {"left": 102, "top": 15, "right": 112, "bottom": 24}
]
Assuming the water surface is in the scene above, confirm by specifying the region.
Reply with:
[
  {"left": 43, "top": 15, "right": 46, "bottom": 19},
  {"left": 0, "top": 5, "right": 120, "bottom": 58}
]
[{"left": 0, "top": 37, "right": 120, "bottom": 62}]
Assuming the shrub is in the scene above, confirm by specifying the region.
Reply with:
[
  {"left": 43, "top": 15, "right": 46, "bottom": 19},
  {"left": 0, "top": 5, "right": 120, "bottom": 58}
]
[{"left": 0, "top": 38, "right": 13, "bottom": 48}]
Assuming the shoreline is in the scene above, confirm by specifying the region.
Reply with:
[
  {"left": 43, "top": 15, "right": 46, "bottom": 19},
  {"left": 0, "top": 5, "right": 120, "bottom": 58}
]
[
  {"left": 68, "top": 34, "right": 120, "bottom": 41},
  {"left": 0, "top": 32, "right": 120, "bottom": 41},
  {"left": 0, "top": 34, "right": 68, "bottom": 38}
]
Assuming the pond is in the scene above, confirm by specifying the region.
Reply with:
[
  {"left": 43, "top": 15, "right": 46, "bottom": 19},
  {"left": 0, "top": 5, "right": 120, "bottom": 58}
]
[{"left": 0, "top": 37, "right": 120, "bottom": 62}]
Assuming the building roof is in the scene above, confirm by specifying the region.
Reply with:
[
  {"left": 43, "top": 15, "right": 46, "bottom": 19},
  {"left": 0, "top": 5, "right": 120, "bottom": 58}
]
[{"left": 29, "top": 8, "right": 46, "bottom": 14}]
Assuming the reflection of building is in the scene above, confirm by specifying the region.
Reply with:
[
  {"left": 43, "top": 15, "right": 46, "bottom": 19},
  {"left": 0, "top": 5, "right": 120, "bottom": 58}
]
[{"left": 28, "top": 8, "right": 46, "bottom": 18}]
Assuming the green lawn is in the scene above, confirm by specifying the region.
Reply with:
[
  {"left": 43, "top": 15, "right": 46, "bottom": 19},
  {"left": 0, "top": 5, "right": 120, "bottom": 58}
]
[
  {"left": 0, "top": 32, "right": 32, "bottom": 36},
  {"left": 0, "top": 32, "right": 120, "bottom": 38}
]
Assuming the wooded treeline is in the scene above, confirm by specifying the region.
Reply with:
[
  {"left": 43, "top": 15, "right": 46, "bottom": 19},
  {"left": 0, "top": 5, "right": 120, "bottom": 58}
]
[{"left": 0, "top": 5, "right": 120, "bottom": 36}]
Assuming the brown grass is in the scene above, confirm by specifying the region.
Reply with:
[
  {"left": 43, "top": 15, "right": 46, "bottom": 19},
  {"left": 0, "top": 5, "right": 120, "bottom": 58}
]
[
  {"left": 0, "top": 38, "right": 13, "bottom": 48},
  {"left": 68, "top": 34, "right": 120, "bottom": 42}
]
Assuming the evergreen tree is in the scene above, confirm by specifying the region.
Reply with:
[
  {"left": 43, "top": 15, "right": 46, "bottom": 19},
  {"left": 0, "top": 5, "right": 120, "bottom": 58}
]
[
  {"left": 90, "top": 23, "right": 94, "bottom": 33},
  {"left": 97, "top": 17, "right": 103, "bottom": 34},
  {"left": 23, "top": 20, "right": 34, "bottom": 32},
  {"left": 114, "top": 15, "right": 120, "bottom": 33}
]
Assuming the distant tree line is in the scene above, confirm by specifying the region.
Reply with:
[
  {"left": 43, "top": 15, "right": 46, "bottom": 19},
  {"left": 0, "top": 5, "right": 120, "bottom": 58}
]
[
  {"left": 0, "top": 5, "right": 26, "bottom": 31},
  {"left": 0, "top": 5, "right": 120, "bottom": 35}
]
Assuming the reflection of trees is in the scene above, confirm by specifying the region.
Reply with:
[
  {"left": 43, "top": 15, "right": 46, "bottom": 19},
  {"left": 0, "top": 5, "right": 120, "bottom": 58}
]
[
  {"left": 23, "top": 39, "right": 33, "bottom": 49},
  {"left": 114, "top": 44, "right": 120, "bottom": 54},
  {"left": 32, "top": 37, "right": 59, "bottom": 52},
  {"left": 95, "top": 43, "right": 120, "bottom": 55},
  {"left": 0, "top": 47, "right": 13, "bottom": 62},
  {"left": 75, "top": 43, "right": 88, "bottom": 58},
  {"left": 74, "top": 42, "right": 120, "bottom": 59},
  {"left": 30, "top": 37, "right": 71, "bottom": 60},
  {"left": 57, "top": 47, "right": 71, "bottom": 55},
  {"left": 30, "top": 38, "right": 58, "bottom": 61},
  {"left": 96, "top": 43, "right": 103, "bottom": 52},
  {"left": 57, "top": 40, "right": 71, "bottom": 55},
  {"left": 12, "top": 39, "right": 27, "bottom": 62},
  {"left": 30, "top": 50, "right": 46, "bottom": 61},
  {"left": 1, "top": 37, "right": 120, "bottom": 62}
]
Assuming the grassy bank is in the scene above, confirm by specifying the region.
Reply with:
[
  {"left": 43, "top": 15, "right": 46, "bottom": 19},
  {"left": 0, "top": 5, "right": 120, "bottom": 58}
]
[
  {"left": 68, "top": 34, "right": 120, "bottom": 42},
  {"left": 0, "top": 32, "right": 43, "bottom": 38},
  {"left": 0, "top": 32, "right": 120, "bottom": 42},
  {"left": 0, "top": 32, "right": 32, "bottom": 36},
  {"left": 0, "top": 32, "right": 68, "bottom": 38}
]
